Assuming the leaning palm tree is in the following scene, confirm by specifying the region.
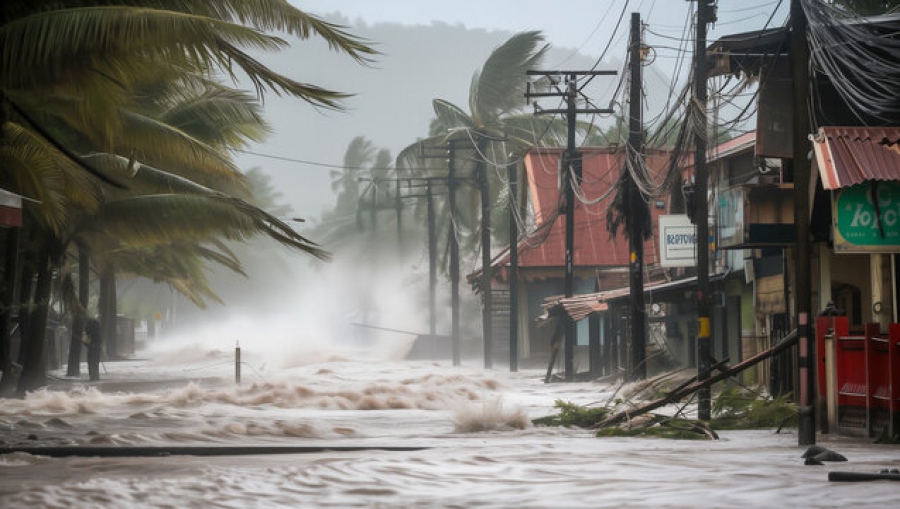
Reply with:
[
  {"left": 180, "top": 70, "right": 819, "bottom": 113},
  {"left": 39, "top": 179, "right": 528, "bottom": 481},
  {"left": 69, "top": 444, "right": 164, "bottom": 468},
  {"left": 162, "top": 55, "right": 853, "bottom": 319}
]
[
  {"left": 393, "top": 31, "right": 572, "bottom": 365},
  {"left": 48, "top": 78, "right": 279, "bottom": 374},
  {"left": 396, "top": 31, "right": 567, "bottom": 266},
  {"left": 1, "top": 0, "right": 375, "bottom": 392}
]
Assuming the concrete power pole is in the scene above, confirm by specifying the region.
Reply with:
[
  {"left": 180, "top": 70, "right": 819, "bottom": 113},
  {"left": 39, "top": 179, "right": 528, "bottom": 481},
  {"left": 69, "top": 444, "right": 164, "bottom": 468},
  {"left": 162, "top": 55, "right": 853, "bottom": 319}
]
[
  {"left": 509, "top": 162, "right": 519, "bottom": 372},
  {"left": 628, "top": 12, "right": 648, "bottom": 381},
  {"left": 448, "top": 141, "right": 461, "bottom": 366},
  {"left": 477, "top": 135, "right": 493, "bottom": 369},
  {"left": 694, "top": 0, "right": 713, "bottom": 420},
  {"left": 791, "top": 0, "right": 816, "bottom": 446}
]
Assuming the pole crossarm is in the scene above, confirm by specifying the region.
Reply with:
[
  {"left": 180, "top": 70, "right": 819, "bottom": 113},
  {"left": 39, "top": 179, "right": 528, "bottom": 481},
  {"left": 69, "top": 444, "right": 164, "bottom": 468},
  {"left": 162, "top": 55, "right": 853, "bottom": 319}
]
[
  {"left": 526, "top": 70, "right": 618, "bottom": 76},
  {"left": 533, "top": 108, "right": 614, "bottom": 115}
]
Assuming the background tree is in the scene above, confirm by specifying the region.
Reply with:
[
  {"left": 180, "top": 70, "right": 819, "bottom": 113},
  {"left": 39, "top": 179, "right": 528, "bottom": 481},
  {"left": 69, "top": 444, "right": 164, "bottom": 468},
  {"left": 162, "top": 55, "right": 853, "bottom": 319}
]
[{"left": 396, "top": 31, "right": 568, "bottom": 270}]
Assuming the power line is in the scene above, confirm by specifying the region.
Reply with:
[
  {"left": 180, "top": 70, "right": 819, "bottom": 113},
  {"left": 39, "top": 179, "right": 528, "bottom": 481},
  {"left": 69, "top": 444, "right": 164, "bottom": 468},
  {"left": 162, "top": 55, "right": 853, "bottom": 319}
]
[{"left": 236, "top": 149, "right": 400, "bottom": 172}]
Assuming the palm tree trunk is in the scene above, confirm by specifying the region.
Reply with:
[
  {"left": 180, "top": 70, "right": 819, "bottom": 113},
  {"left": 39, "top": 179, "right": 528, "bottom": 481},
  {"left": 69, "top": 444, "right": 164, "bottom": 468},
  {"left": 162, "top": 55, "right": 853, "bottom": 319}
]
[
  {"left": 99, "top": 269, "right": 118, "bottom": 360},
  {"left": 0, "top": 228, "right": 20, "bottom": 394},
  {"left": 17, "top": 243, "right": 52, "bottom": 393},
  {"left": 65, "top": 243, "right": 90, "bottom": 376}
]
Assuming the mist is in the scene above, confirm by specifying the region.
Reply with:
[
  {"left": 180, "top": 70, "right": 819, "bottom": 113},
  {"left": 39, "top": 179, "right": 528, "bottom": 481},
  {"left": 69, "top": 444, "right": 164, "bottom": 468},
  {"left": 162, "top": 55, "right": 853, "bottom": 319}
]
[{"left": 233, "top": 14, "right": 624, "bottom": 220}]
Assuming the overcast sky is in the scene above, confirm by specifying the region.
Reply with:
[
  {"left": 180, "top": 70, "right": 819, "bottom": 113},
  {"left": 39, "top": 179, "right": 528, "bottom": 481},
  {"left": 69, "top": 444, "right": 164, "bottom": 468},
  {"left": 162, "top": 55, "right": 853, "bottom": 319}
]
[
  {"left": 298, "top": 0, "right": 789, "bottom": 63},
  {"left": 239, "top": 1, "right": 789, "bottom": 220}
]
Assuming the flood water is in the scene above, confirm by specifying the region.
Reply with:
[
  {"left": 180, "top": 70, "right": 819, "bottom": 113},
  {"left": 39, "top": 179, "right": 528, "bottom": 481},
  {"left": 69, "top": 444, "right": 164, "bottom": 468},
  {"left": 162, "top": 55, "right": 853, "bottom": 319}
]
[{"left": 2, "top": 335, "right": 899, "bottom": 508}]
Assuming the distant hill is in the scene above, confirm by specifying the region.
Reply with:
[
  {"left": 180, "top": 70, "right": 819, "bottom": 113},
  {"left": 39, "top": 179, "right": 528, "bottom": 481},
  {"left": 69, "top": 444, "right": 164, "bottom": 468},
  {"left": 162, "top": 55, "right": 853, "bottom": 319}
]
[{"left": 235, "top": 14, "right": 616, "bottom": 219}]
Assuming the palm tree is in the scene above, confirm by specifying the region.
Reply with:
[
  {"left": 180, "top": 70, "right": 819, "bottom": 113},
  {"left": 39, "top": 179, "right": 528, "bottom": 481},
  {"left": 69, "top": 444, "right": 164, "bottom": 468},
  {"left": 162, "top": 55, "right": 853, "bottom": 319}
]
[
  {"left": 396, "top": 31, "right": 567, "bottom": 266},
  {"left": 393, "top": 31, "right": 572, "bottom": 365},
  {"left": 331, "top": 136, "right": 375, "bottom": 218},
  {"left": 315, "top": 137, "right": 395, "bottom": 246},
  {"left": 1, "top": 0, "right": 375, "bottom": 392}
]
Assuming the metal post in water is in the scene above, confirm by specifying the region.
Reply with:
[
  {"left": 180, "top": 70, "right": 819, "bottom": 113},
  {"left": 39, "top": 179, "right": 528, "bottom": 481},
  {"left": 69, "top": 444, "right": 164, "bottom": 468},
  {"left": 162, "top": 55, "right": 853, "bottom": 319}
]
[{"left": 235, "top": 341, "right": 241, "bottom": 384}]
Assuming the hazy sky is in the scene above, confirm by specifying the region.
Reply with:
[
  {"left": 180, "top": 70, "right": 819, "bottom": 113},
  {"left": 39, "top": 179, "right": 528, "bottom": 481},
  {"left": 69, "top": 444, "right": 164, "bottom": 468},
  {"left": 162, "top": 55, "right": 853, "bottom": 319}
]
[
  {"left": 239, "top": 1, "right": 789, "bottom": 221},
  {"left": 298, "top": 0, "right": 788, "bottom": 62}
]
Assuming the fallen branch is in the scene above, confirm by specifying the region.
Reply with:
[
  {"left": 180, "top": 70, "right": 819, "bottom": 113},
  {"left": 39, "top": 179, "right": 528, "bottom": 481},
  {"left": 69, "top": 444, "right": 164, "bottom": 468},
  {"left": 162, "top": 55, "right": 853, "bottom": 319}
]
[{"left": 594, "top": 331, "right": 798, "bottom": 428}]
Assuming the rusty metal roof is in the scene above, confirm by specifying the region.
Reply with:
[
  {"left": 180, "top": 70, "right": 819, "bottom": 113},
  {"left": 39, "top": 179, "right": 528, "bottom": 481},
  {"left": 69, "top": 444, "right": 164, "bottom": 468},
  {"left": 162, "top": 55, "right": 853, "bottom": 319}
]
[
  {"left": 512, "top": 147, "right": 672, "bottom": 270},
  {"left": 812, "top": 126, "right": 900, "bottom": 190}
]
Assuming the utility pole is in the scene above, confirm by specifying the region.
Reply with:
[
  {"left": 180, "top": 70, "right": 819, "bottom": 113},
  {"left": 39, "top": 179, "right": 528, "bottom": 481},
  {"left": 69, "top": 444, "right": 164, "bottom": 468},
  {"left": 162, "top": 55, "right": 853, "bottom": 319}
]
[
  {"left": 426, "top": 180, "right": 438, "bottom": 352},
  {"left": 418, "top": 143, "right": 464, "bottom": 366},
  {"left": 563, "top": 80, "right": 579, "bottom": 381},
  {"left": 477, "top": 135, "right": 493, "bottom": 369},
  {"left": 791, "top": 0, "right": 815, "bottom": 446},
  {"left": 448, "top": 141, "right": 461, "bottom": 366},
  {"left": 395, "top": 176, "right": 445, "bottom": 356},
  {"left": 627, "top": 12, "right": 648, "bottom": 381},
  {"left": 694, "top": 0, "right": 713, "bottom": 420},
  {"left": 396, "top": 179, "right": 403, "bottom": 253},
  {"left": 527, "top": 70, "right": 615, "bottom": 380},
  {"left": 370, "top": 180, "right": 377, "bottom": 233},
  {"left": 509, "top": 161, "right": 519, "bottom": 372}
]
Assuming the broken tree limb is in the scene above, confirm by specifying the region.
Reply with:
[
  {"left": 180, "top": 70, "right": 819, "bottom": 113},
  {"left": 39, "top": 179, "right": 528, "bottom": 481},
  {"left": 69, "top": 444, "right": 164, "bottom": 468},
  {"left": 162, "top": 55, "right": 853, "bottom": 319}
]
[{"left": 595, "top": 330, "right": 799, "bottom": 428}]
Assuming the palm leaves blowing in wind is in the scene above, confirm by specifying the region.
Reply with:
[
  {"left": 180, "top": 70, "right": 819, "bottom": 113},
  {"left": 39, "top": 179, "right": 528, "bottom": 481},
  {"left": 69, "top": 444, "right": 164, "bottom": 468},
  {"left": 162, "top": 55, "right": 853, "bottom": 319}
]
[
  {"left": 397, "top": 31, "right": 567, "bottom": 263},
  {"left": 0, "top": 0, "right": 377, "bottom": 393}
]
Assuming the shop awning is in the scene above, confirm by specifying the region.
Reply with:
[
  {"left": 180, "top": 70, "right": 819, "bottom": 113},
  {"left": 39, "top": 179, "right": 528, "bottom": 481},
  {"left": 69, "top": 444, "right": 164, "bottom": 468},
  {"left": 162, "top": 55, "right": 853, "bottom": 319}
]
[
  {"left": 812, "top": 126, "right": 900, "bottom": 190},
  {"left": 542, "top": 273, "right": 731, "bottom": 323}
]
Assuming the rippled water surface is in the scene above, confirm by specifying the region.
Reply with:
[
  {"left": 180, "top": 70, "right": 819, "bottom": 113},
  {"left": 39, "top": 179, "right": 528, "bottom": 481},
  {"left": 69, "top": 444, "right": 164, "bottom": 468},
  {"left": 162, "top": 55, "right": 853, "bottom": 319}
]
[{"left": 2, "top": 340, "right": 899, "bottom": 508}]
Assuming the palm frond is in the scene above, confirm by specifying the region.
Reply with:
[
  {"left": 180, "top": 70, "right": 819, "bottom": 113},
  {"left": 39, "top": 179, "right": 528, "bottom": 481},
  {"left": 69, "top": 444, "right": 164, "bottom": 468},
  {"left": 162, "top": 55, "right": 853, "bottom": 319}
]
[
  {"left": 158, "top": 87, "right": 271, "bottom": 149},
  {"left": 470, "top": 31, "right": 548, "bottom": 123},
  {"left": 164, "top": 0, "right": 378, "bottom": 62},
  {"left": 213, "top": 38, "right": 351, "bottom": 108},
  {"left": 112, "top": 110, "right": 250, "bottom": 195},
  {"left": 432, "top": 99, "right": 476, "bottom": 132},
  {"left": 1, "top": 7, "right": 283, "bottom": 89},
  {"left": 0, "top": 120, "right": 101, "bottom": 233}
]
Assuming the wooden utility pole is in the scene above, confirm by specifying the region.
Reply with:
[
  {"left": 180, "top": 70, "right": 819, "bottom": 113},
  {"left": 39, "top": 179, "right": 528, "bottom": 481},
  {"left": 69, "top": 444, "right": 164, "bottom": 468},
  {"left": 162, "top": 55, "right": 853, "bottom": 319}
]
[
  {"left": 508, "top": 162, "right": 520, "bottom": 372},
  {"left": 395, "top": 179, "right": 403, "bottom": 253},
  {"left": 477, "top": 135, "right": 493, "bottom": 369},
  {"left": 426, "top": 181, "right": 438, "bottom": 350},
  {"left": 627, "top": 12, "right": 648, "bottom": 381},
  {"left": 419, "top": 142, "right": 475, "bottom": 366},
  {"left": 370, "top": 181, "right": 377, "bottom": 233},
  {"left": 694, "top": 0, "right": 712, "bottom": 420},
  {"left": 448, "top": 141, "right": 461, "bottom": 366},
  {"left": 791, "top": 0, "right": 816, "bottom": 446},
  {"left": 526, "top": 70, "right": 615, "bottom": 380},
  {"left": 396, "top": 177, "right": 442, "bottom": 354},
  {"left": 563, "top": 79, "right": 579, "bottom": 380}
]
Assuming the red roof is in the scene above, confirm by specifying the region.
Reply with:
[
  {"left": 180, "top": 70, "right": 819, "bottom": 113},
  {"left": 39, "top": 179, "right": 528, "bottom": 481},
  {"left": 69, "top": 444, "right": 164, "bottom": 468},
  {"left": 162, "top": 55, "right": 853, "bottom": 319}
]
[
  {"left": 812, "top": 126, "right": 900, "bottom": 190},
  {"left": 499, "top": 147, "right": 672, "bottom": 270}
]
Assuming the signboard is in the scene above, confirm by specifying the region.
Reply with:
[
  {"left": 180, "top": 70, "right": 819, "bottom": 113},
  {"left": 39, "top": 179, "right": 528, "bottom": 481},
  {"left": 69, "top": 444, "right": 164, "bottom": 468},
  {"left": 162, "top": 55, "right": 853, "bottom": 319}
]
[
  {"left": 659, "top": 215, "right": 696, "bottom": 267},
  {"left": 833, "top": 181, "right": 900, "bottom": 253},
  {"left": 0, "top": 188, "right": 23, "bottom": 227}
]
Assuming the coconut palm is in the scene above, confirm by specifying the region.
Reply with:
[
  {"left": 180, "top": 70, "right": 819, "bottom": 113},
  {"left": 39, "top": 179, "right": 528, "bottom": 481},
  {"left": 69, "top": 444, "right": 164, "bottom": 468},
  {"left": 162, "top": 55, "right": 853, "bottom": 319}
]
[
  {"left": 331, "top": 136, "right": 376, "bottom": 217},
  {"left": 396, "top": 31, "right": 568, "bottom": 268},
  {"left": 1, "top": 0, "right": 375, "bottom": 392},
  {"left": 314, "top": 137, "right": 395, "bottom": 246}
]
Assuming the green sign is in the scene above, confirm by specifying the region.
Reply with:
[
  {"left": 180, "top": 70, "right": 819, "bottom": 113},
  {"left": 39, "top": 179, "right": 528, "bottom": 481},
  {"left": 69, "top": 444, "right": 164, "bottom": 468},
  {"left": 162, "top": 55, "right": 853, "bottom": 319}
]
[{"left": 834, "top": 180, "right": 900, "bottom": 252}]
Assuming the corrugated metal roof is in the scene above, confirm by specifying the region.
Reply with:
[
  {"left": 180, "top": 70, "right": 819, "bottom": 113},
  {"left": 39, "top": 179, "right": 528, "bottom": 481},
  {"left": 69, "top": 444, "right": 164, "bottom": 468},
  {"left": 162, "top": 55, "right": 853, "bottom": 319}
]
[
  {"left": 511, "top": 147, "right": 672, "bottom": 270},
  {"left": 812, "top": 126, "right": 900, "bottom": 190}
]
